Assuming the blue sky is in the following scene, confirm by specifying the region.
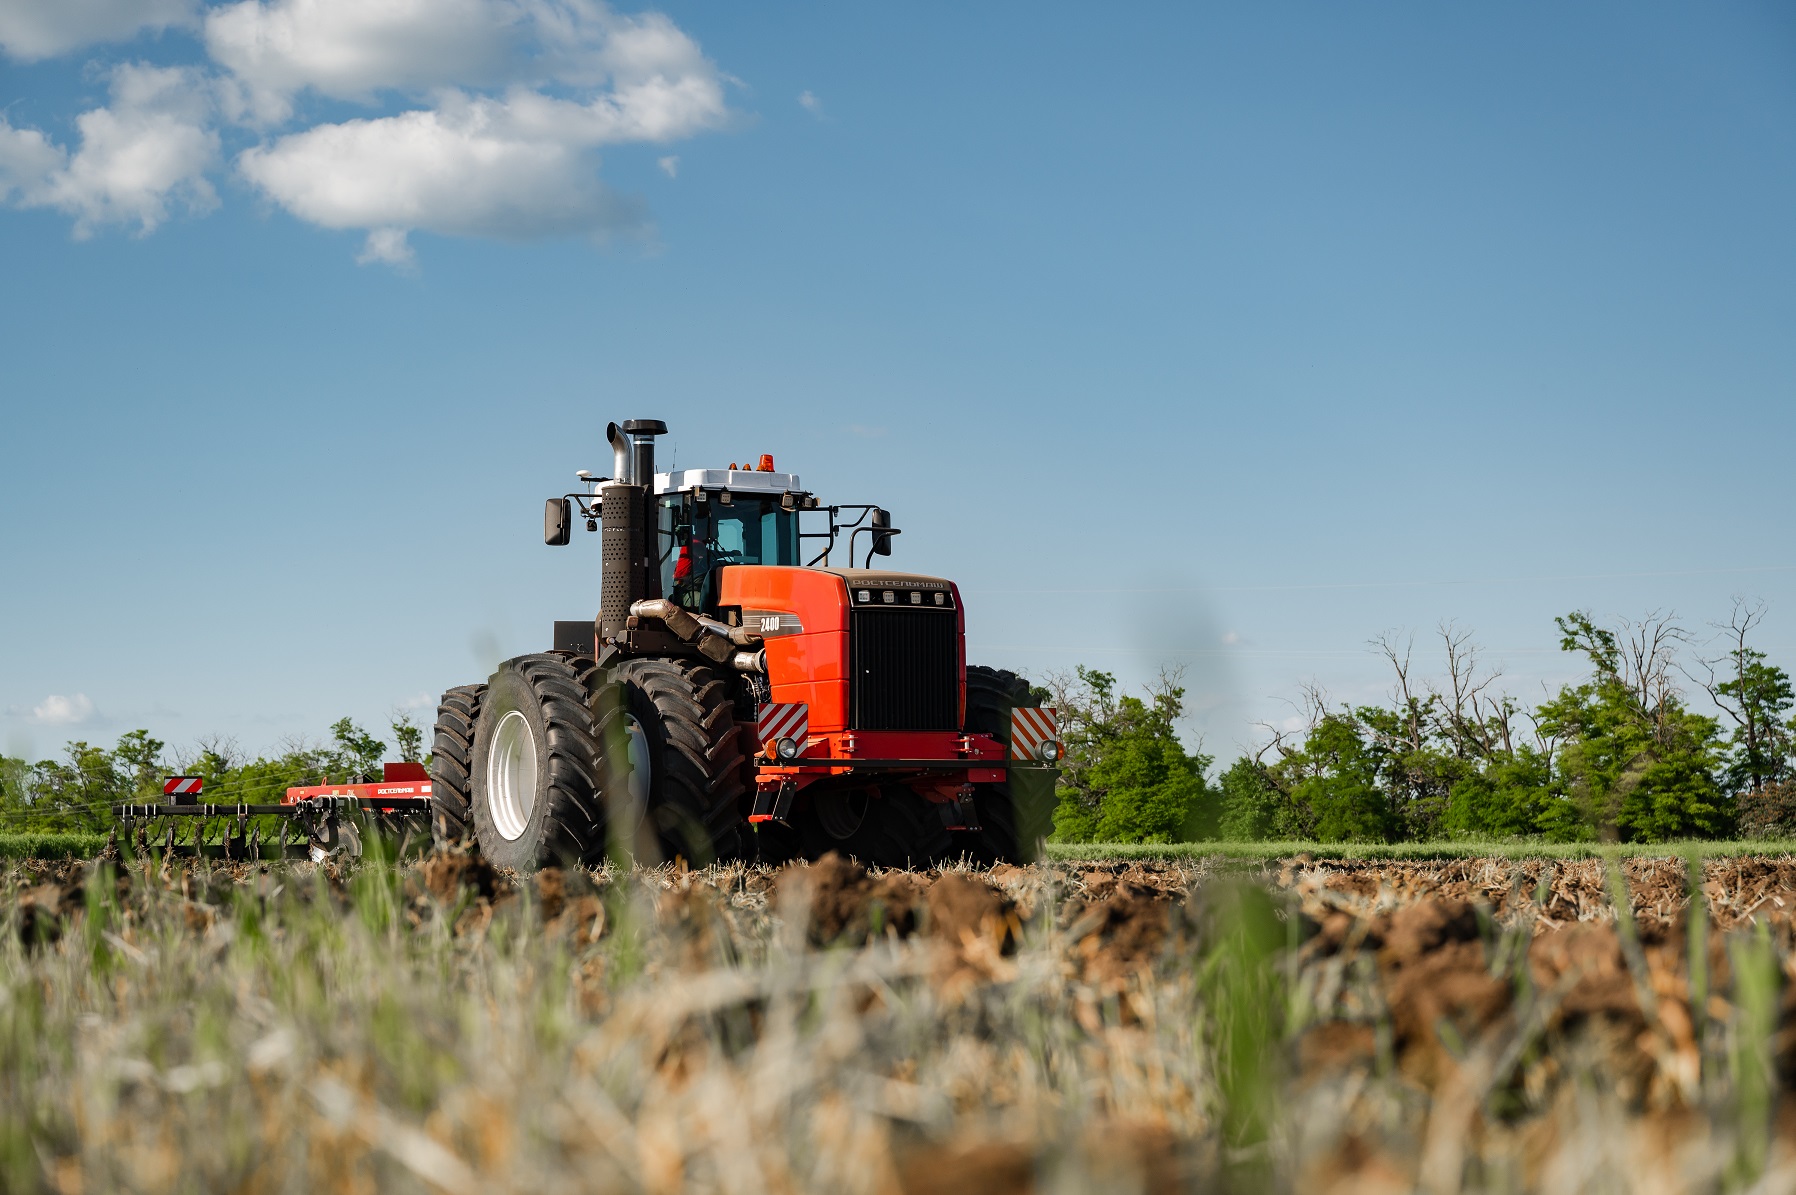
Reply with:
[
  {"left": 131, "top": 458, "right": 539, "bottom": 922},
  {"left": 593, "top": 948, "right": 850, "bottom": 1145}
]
[{"left": 2, "top": 1, "right": 1793, "bottom": 766}]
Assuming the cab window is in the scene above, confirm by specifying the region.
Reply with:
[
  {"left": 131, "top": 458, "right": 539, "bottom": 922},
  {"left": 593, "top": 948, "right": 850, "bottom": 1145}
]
[{"left": 658, "top": 495, "right": 800, "bottom": 610}]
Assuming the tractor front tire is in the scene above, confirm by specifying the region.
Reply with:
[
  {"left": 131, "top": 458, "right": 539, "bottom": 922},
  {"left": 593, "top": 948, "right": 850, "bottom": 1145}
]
[
  {"left": 798, "top": 783, "right": 955, "bottom": 869},
  {"left": 430, "top": 684, "right": 484, "bottom": 848},
  {"left": 599, "top": 657, "right": 750, "bottom": 865},
  {"left": 961, "top": 665, "right": 1056, "bottom": 863},
  {"left": 469, "top": 654, "right": 607, "bottom": 871}
]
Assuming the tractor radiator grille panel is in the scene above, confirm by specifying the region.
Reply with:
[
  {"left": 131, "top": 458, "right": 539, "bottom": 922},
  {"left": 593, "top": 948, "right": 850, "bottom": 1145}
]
[{"left": 849, "top": 609, "right": 958, "bottom": 731}]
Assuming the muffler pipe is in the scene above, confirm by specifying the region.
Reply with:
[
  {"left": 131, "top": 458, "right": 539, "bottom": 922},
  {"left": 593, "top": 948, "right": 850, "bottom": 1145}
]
[
  {"left": 607, "top": 421, "right": 632, "bottom": 484},
  {"left": 607, "top": 419, "right": 667, "bottom": 487}
]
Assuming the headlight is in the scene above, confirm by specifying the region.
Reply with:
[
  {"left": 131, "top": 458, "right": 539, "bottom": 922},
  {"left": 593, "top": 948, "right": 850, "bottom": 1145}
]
[
  {"left": 1035, "top": 739, "right": 1063, "bottom": 763},
  {"left": 775, "top": 736, "right": 802, "bottom": 761}
]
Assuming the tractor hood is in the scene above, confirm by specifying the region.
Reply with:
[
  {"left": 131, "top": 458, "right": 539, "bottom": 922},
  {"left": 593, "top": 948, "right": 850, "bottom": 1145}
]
[{"left": 817, "top": 569, "right": 958, "bottom": 610}]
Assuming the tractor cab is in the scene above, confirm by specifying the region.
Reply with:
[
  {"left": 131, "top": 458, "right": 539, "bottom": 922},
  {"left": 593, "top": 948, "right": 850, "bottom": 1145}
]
[
  {"left": 653, "top": 466, "right": 806, "bottom": 610},
  {"left": 649, "top": 462, "right": 899, "bottom": 615}
]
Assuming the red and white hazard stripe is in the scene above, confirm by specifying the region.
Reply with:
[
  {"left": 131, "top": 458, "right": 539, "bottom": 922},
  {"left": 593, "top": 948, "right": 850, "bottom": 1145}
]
[
  {"left": 757, "top": 703, "right": 809, "bottom": 752},
  {"left": 163, "top": 776, "right": 204, "bottom": 797},
  {"left": 1009, "top": 707, "right": 1061, "bottom": 762}
]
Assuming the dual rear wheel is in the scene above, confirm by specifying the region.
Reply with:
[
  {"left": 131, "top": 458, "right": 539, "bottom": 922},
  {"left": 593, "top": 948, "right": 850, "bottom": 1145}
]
[{"left": 429, "top": 653, "right": 747, "bottom": 870}]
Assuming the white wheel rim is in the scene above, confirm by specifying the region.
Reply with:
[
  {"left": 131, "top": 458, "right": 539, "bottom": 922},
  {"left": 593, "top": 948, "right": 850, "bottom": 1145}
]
[{"left": 488, "top": 709, "right": 539, "bottom": 841}]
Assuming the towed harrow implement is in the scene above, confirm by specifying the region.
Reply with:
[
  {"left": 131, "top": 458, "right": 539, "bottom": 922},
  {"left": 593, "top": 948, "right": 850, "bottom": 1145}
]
[{"left": 112, "top": 764, "right": 433, "bottom": 862}]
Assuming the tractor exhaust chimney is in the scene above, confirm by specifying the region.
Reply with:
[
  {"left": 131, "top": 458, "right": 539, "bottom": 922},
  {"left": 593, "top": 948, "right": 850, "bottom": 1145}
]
[
  {"left": 599, "top": 418, "right": 670, "bottom": 648},
  {"left": 623, "top": 418, "right": 666, "bottom": 483},
  {"left": 608, "top": 421, "right": 632, "bottom": 483},
  {"left": 606, "top": 418, "right": 668, "bottom": 485}
]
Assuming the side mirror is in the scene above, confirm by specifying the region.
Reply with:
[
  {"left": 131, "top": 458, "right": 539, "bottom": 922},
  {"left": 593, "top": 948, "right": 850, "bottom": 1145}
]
[
  {"left": 871, "top": 507, "right": 895, "bottom": 557},
  {"left": 545, "top": 498, "right": 572, "bottom": 546}
]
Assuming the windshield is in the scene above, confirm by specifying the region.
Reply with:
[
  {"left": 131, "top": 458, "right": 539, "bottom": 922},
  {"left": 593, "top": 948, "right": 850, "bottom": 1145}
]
[{"left": 659, "top": 495, "right": 801, "bottom": 609}]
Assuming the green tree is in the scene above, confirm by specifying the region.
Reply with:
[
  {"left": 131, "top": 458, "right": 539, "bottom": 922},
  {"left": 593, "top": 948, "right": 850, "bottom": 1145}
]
[
  {"left": 1443, "top": 746, "right": 1555, "bottom": 838},
  {"left": 1537, "top": 611, "right": 1728, "bottom": 841},
  {"left": 0, "top": 754, "right": 32, "bottom": 817},
  {"left": 187, "top": 736, "right": 240, "bottom": 785},
  {"left": 1049, "top": 666, "right": 1118, "bottom": 833},
  {"left": 1274, "top": 714, "right": 1392, "bottom": 843},
  {"left": 390, "top": 714, "right": 424, "bottom": 765},
  {"left": 1049, "top": 668, "right": 1215, "bottom": 842},
  {"left": 24, "top": 740, "right": 124, "bottom": 830},
  {"left": 1362, "top": 627, "right": 1554, "bottom": 840},
  {"left": 0, "top": 730, "right": 170, "bottom": 832},
  {"left": 1215, "top": 756, "right": 1282, "bottom": 841},
  {"left": 1355, "top": 702, "right": 1469, "bottom": 840},
  {"left": 112, "top": 729, "right": 166, "bottom": 800},
  {"left": 1698, "top": 603, "right": 1796, "bottom": 797},
  {"left": 328, "top": 718, "right": 386, "bottom": 782},
  {"left": 162, "top": 728, "right": 344, "bottom": 807},
  {"left": 1088, "top": 699, "right": 1213, "bottom": 842}
]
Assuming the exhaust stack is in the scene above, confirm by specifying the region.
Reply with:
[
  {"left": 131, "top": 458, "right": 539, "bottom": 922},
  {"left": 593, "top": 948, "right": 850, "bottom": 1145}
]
[
  {"left": 599, "top": 418, "right": 669, "bottom": 646},
  {"left": 606, "top": 419, "right": 667, "bottom": 485},
  {"left": 608, "top": 422, "right": 631, "bottom": 483}
]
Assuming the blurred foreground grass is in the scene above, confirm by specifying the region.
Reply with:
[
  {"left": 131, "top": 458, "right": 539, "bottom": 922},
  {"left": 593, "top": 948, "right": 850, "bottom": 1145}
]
[{"left": 6, "top": 848, "right": 1796, "bottom": 1192}]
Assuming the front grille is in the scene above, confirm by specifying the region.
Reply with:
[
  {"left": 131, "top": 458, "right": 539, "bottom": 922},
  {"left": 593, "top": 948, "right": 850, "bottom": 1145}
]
[{"left": 849, "top": 609, "right": 958, "bottom": 730}]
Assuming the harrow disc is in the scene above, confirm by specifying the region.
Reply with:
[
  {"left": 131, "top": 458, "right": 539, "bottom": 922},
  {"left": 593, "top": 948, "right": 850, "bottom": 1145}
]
[{"left": 113, "top": 796, "right": 432, "bottom": 862}]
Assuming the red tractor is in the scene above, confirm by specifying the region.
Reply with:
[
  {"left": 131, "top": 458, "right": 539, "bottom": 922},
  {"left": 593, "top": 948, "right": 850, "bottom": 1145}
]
[{"left": 428, "top": 418, "right": 1060, "bottom": 870}]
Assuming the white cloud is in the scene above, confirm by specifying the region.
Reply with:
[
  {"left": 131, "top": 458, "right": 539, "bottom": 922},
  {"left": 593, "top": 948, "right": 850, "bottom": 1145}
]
[
  {"left": 0, "top": 64, "right": 219, "bottom": 236},
  {"left": 1, "top": 1, "right": 733, "bottom": 259},
  {"left": 0, "top": 0, "right": 196, "bottom": 61},
  {"left": 205, "top": 0, "right": 517, "bottom": 122},
  {"left": 239, "top": 95, "right": 647, "bottom": 246},
  {"left": 205, "top": 0, "right": 724, "bottom": 122},
  {"left": 797, "top": 89, "right": 820, "bottom": 115},
  {"left": 356, "top": 226, "right": 414, "bottom": 266},
  {"left": 228, "top": 2, "right": 727, "bottom": 259},
  {"left": 656, "top": 154, "right": 677, "bottom": 178},
  {"left": 0, "top": 122, "right": 65, "bottom": 201},
  {"left": 1221, "top": 631, "right": 1240, "bottom": 645},
  {"left": 31, "top": 694, "right": 96, "bottom": 726}
]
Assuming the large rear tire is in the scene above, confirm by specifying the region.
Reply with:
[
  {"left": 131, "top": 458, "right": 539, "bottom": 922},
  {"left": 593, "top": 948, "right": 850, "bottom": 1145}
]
[
  {"left": 469, "top": 654, "right": 607, "bottom": 871},
  {"left": 798, "top": 782, "right": 954, "bottom": 869},
  {"left": 600, "top": 657, "right": 750, "bottom": 865},
  {"left": 961, "top": 665, "right": 1055, "bottom": 863},
  {"left": 429, "top": 684, "right": 484, "bottom": 847}
]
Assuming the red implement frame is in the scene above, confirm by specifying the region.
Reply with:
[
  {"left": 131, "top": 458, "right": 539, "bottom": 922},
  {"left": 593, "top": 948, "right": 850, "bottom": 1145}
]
[{"left": 281, "top": 761, "right": 433, "bottom": 812}]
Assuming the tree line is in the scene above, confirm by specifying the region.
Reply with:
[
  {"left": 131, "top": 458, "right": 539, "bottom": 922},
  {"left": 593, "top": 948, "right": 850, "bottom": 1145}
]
[
  {"left": 1048, "top": 604, "right": 1796, "bottom": 844},
  {"left": 0, "top": 716, "right": 423, "bottom": 833},
  {"left": 6, "top": 604, "right": 1792, "bottom": 845}
]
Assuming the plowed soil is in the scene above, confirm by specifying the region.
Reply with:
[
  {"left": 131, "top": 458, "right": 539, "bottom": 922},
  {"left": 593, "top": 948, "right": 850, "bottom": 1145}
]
[{"left": 7, "top": 849, "right": 1796, "bottom": 1193}]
